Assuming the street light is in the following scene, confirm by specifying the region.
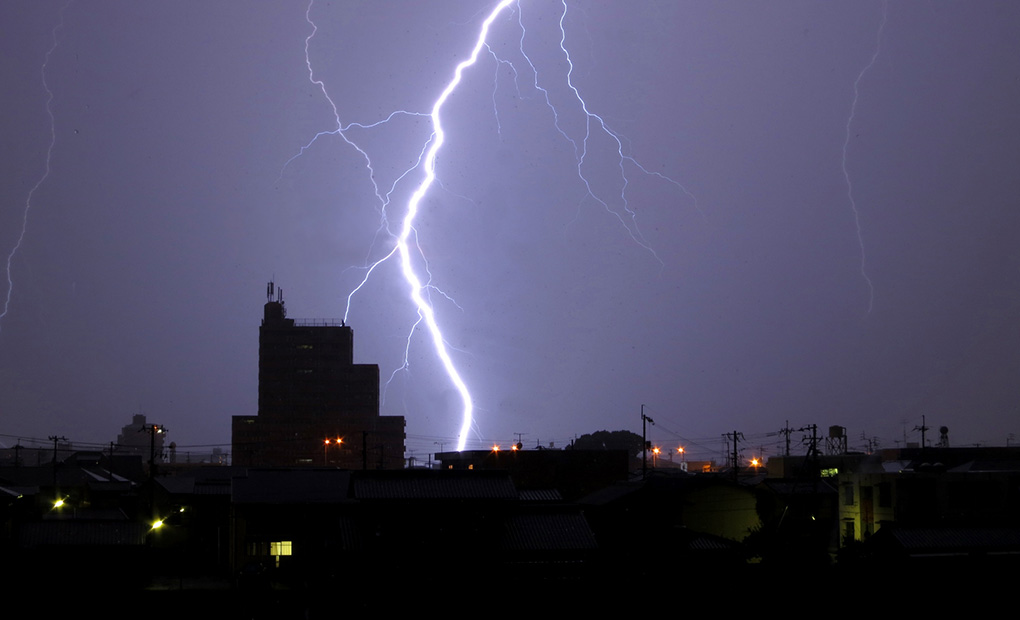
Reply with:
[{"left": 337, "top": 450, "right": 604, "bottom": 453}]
[{"left": 652, "top": 446, "right": 661, "bottom": 468}]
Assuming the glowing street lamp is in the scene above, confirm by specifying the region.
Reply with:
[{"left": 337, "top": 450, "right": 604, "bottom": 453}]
[{"left": 323, "top": 437, "right": 344, "bottom": 465}]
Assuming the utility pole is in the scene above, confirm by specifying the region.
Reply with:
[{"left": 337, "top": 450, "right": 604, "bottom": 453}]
[
  {"left": 723, "top": 431, "right": 744, "bottom": 481},
  {"left": 913, "top": 415, "right": 929, "bottom": 448},
  {"left": 641, "top": 405, "right": 654, "bottom": 480},
  {"left": 107, "top": 442, "right": 117, "bottom": 481},
  {"left": 140, "top": 423, "right": 165, "bottom": 479},
  {"left": 49, "top": 435, "right": 68, "bottom": 496},
  {"left": 799, "top": 424, "right": 819, "bottom": 478},
  {"left": 778, "top": 421, "right": 794, "bottom": 457},
  {"left": 140, "top": 423, "right": 164, "bottom": 519}
]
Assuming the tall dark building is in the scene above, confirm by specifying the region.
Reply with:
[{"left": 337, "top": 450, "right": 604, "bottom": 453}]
[{"left": 232, "top": 283, "right": 405, "bottom": 468}]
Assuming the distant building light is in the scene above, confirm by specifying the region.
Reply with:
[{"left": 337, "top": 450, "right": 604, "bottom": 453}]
[{"left": 270, "top": 541, "right": 292, "bottom": 557}]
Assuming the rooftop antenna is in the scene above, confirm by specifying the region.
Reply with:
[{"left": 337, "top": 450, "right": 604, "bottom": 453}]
[{"left": 267, "top": 281, "right": 274, "bottom": 303}]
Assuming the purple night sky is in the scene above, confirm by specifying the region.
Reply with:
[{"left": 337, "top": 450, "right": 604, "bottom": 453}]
[{"left": 2, "top": 1, "right": 1019, "bottom": 462}]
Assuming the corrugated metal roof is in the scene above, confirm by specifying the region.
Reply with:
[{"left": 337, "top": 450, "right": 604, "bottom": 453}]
[
  {"left": 519, "top": 489, "right": 562, "bottom": 502},
  {"left": 686, "top": 532, "right": 740, "bottom": 551},
  {"left": 19, "top": 520, "right": 148, "bottom": 548},
  {"left": 501, "top": 512, "right": 598, "bottom": 551}
]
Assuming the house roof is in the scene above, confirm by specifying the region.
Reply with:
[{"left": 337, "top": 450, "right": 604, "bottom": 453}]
[
  {"left": 232, "top": 469, "right": 353, "bottom": 504},
  {"left": 352, "top": 470, "right": 517, "bottom": 501},
  {"left": 19, "top": 519, "right": 148, "bottom": 548},
  {"left": 873, "top": 526, "right": 1020, "bottom": 555},
  {"left": 501, "top": 512, "right": 598, "bottom": 551}
]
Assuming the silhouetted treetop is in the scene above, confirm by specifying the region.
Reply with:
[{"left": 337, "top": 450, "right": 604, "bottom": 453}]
[{"left": 571, "top": 430, "right": 643, "bottom": 458}]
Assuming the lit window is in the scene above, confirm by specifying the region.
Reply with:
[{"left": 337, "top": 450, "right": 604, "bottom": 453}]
[
  {"left": 270, "top": 540, "right": 292, "bottom": 568},
  {"left": 270, "top": 541, "right": 292, "bottom": 556}
]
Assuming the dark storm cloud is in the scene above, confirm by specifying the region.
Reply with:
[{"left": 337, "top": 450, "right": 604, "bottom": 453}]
[{"left": 2, "top": 1, "right": 1019, "bottom": 460}]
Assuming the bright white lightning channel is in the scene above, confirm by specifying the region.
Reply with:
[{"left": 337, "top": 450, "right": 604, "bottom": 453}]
[
  {"left": 295, "top": 0, "right": 692, "bottom": 451},
  {"left": 842, "top": 0, "right": 888, "bottom": 315},
  {"left": 386, "top": 1, "right": 520, "bottom": 451},
  {"left": 1, "top": 2, "right": 70, "bottom": 333},
  {"left": 298, "top": 0, "right": 517, "bottom": 452}
]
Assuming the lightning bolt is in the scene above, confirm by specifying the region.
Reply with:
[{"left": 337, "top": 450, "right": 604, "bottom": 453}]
[
  {"left": 842, "top": 0, "right": 888, "bottom": 315},
  {"left": 1, "top": 1, "right": 71, "bottom": 333},
  {"left": 507, "top": 1, "right": 698, "bottom": 263},
  {"left": 292, "top": 0, "right": 693, "bottom": 451}
]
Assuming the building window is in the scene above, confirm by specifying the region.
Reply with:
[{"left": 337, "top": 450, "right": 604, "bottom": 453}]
[
  {"left": 270, "top": 540, "right": 292, "bottom": 568},
  {"left": 843, "top": 520, "right": 855, "bottom": 544},
  {"left": 247, "top": 542, "right": 268, "bottom": 557},
  {"left": 843, "top": 484, "right": 854, "bottom": 506},
  {"left": 270, "top": 541, "right": 292, "bottom": 556},
  {"left": 878, "top": 482, "right": 892, "bottom": 508}
]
